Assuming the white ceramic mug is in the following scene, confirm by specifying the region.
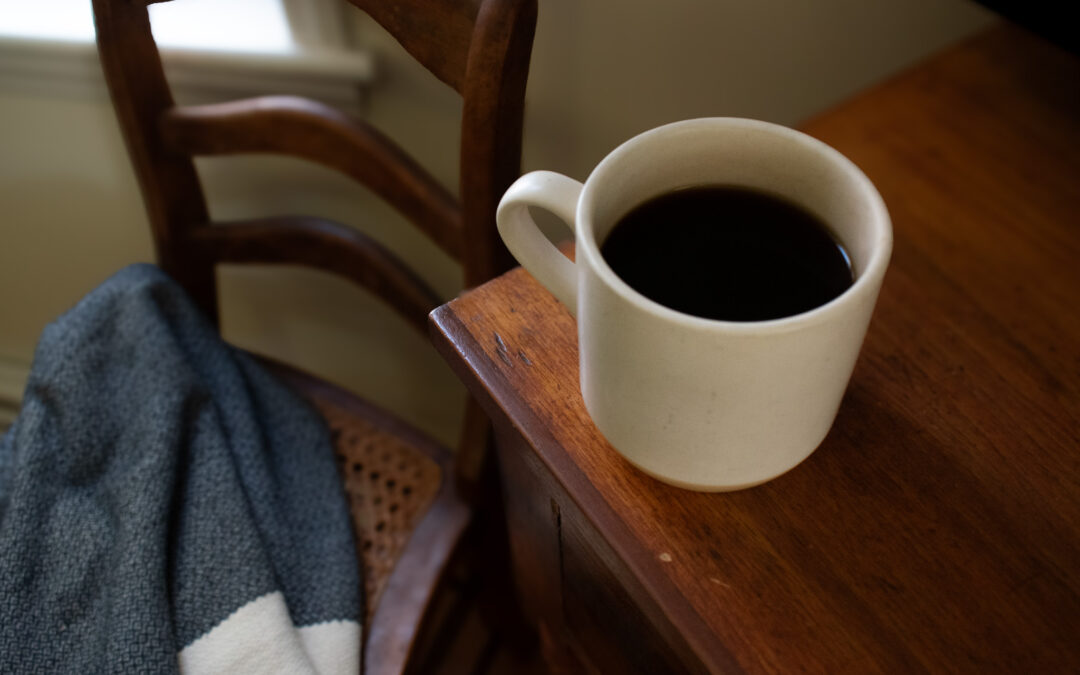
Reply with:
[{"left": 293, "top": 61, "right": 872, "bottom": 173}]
[{"left": 497, "top": 118, "right": 891, "bottom": 491}]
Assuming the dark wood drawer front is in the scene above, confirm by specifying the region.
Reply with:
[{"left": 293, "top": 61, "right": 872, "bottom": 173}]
[{"left": 560, "top": 510, "right": 707, "bottom": 674}]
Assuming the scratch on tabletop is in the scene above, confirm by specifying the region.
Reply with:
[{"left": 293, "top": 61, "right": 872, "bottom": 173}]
[
  {"left": 518, "top": 349, "right": 533, "bottom": 366},
  {"left": 658, "top": 552, "right": 673, "bottom": 563},
  {"left": 494, "top": 332, "right": 513, "bottom": 367}
]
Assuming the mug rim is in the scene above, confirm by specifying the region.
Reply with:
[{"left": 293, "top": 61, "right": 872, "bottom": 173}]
[{"left": 575, "top": 117, "right": 893, "bottom": 334}]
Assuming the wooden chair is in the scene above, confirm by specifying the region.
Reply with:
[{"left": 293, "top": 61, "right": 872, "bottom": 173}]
[{"left": 91, "top": 0, "right": 537, "bottom": 672}]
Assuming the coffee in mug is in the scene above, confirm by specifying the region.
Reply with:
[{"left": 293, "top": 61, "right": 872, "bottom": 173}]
[{"left": 600, "top": 185, "right": 853, "bottom": 322}]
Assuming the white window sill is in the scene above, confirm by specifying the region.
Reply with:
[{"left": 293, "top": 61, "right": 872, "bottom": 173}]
[{"left": 0, "top": 34, "right": 375, "bottom": 104}]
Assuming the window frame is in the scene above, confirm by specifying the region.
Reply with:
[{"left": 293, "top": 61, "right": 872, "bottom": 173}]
[{"left": 0, "top": 0, "right": 374, "bottom": 103}]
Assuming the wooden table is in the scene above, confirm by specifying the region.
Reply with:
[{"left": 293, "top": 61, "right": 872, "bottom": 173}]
[{"left": 430, "top": 24, "right": 1080, "bottom": 673}]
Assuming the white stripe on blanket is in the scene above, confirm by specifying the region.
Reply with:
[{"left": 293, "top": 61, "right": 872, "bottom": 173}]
[{"left": 178, "top": 592, "right": 361, "bottom": 675}]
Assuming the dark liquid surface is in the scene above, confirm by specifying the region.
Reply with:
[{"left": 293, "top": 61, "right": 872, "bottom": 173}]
[{"left": 600, "top": 186, "right": 853, "bottom": 321}]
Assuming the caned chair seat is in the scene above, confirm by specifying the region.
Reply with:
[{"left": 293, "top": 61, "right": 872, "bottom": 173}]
[{"left": 262, "top": 360, "right": 451, "bottom": 626}]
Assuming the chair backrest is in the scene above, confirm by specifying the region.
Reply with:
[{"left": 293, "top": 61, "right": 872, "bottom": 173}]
[{"left": 92, "top": 0, "right": 537, "bottom": 485}]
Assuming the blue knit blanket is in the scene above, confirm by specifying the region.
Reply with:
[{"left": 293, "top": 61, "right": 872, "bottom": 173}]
[{"left": 0, "top": 265, "right": 362, "bottom": 674}]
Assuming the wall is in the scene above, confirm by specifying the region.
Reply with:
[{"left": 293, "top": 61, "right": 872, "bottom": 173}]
[{"left": 0, "top": 0, "right": 993, "bottom": 443}]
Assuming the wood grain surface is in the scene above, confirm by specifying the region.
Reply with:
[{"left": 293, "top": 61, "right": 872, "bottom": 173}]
[
  {"left": 161, "top": 96, "right": 464, "bottom": 259},
  {"left": 430, "top": 24, "right": 1080, "bottom": 673}
]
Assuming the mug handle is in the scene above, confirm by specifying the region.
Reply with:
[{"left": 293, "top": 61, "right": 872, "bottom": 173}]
[{"left": 496, "top": 171, "right": 584, "bottom": 316}]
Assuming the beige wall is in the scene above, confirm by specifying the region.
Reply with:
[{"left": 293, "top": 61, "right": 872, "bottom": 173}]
[{"left": 0, "top": 0, "right": 992, "bottom": 444}]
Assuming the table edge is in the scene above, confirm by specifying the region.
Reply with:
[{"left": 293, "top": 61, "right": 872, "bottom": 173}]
[{"left": 428, "top": 302, "right": 742, "bottom": 673}]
